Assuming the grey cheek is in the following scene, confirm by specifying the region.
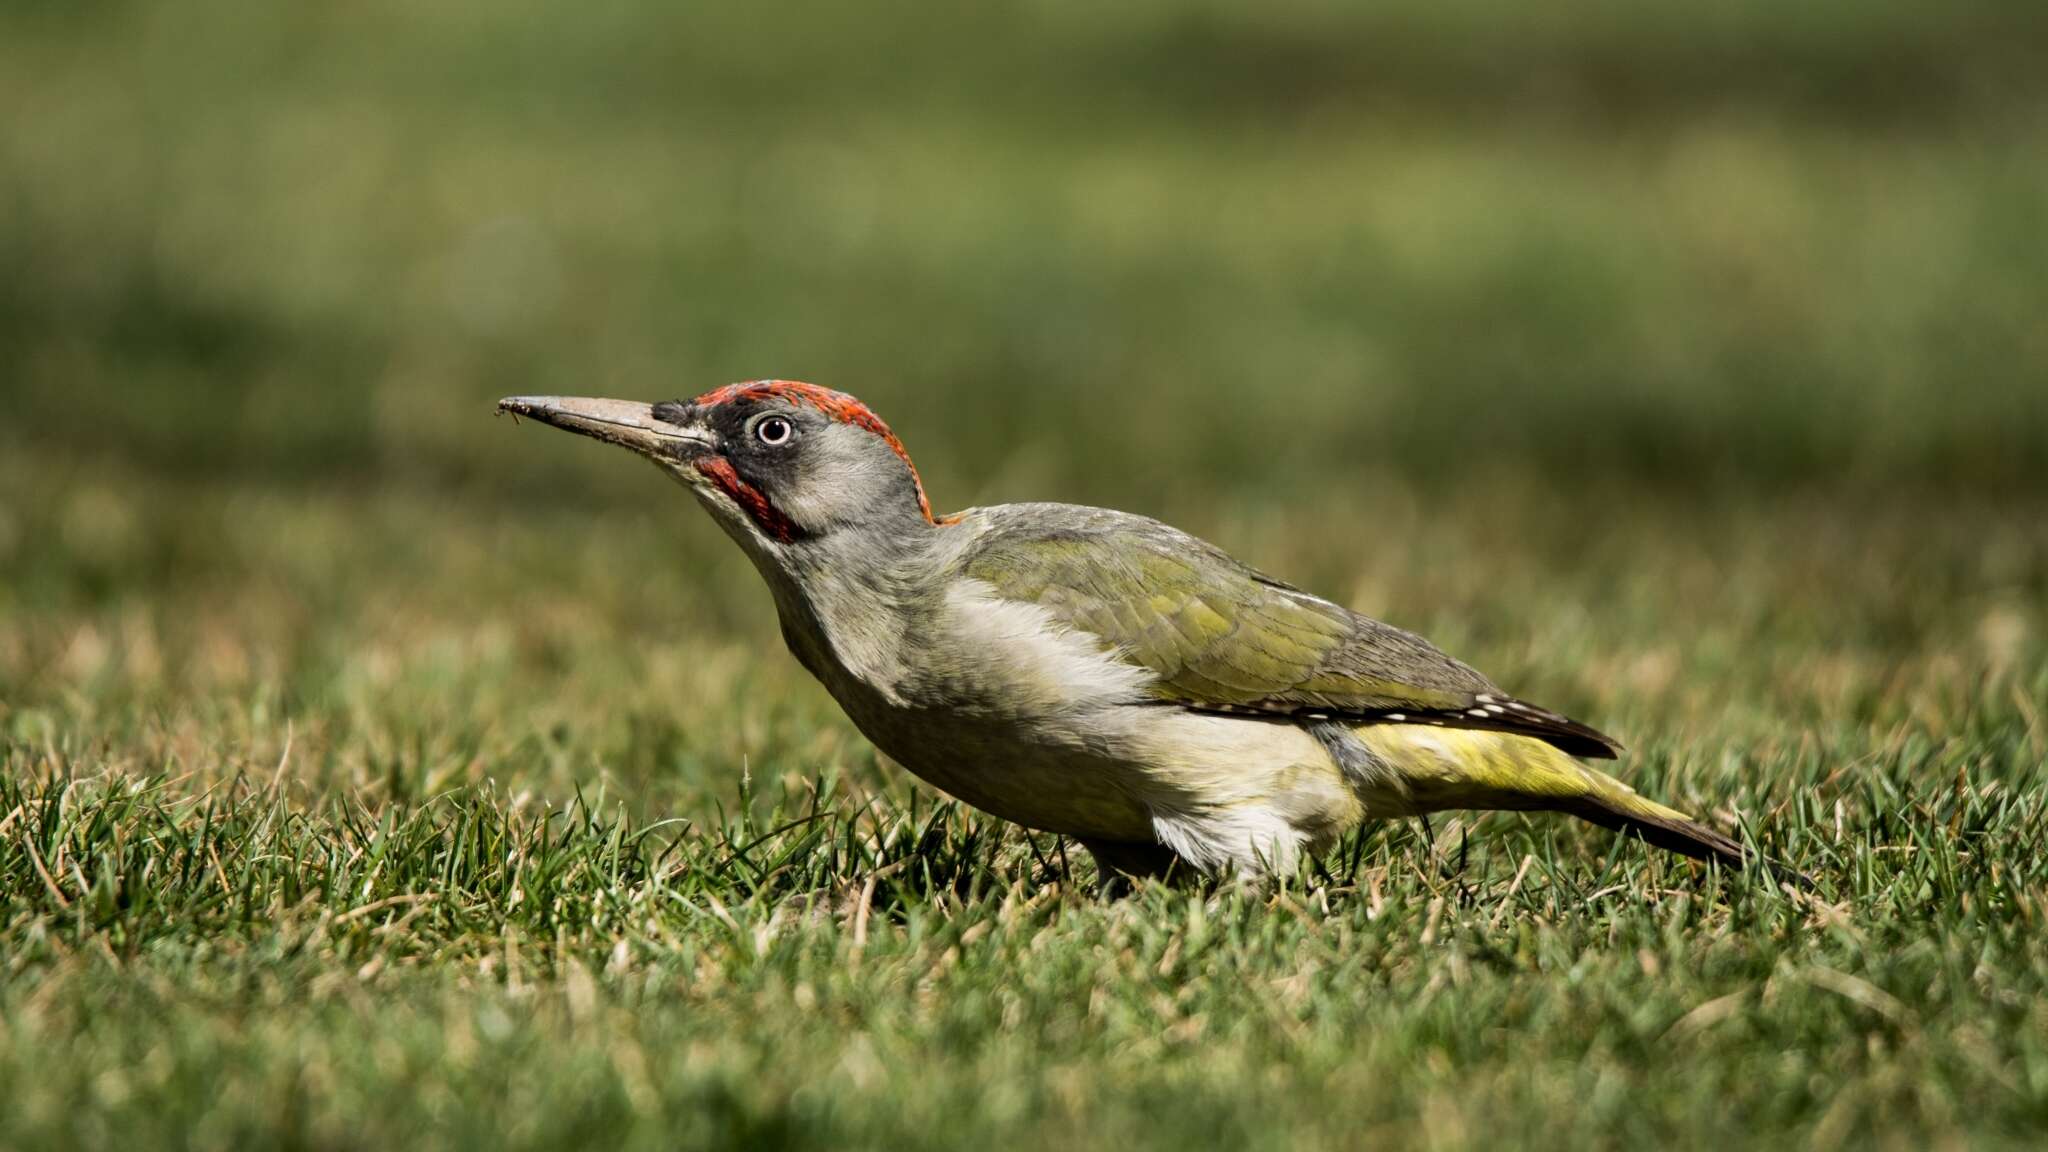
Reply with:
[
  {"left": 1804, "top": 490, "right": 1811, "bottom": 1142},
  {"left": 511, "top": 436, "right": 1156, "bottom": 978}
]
[{"left": 779, "top": 430, "right": 895, "bottom": 527}]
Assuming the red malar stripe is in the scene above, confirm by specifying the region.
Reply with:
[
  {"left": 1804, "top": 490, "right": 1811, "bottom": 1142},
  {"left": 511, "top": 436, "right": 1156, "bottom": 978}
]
[{"left": 693, "top": 455, "right": 802, "bottom": 543}]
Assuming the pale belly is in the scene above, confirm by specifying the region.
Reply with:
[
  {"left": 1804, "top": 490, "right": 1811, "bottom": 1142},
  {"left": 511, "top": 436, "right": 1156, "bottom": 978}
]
[
  {"left": 841, "top": 697, "right": 1160, "bottom": 841},
  {"left": 832, "top": 683, "right": 1364, "bottom": 865}
]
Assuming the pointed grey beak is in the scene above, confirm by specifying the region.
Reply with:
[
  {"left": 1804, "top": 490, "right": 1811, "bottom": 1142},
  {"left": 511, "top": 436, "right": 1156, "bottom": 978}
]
[{"left": 496, "top": 396, "right": 714, "bottom": 459}]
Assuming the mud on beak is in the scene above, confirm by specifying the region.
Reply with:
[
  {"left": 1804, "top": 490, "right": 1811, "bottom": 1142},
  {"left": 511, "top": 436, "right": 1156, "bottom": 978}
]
[{"left": 496, "top": 396, "right": 714, "bottom": 459}]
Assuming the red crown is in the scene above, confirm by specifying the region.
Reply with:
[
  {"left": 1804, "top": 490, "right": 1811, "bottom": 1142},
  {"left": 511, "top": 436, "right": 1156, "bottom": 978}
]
[{"left": 691, "top": 380, "right": 952, "bottom": 524}]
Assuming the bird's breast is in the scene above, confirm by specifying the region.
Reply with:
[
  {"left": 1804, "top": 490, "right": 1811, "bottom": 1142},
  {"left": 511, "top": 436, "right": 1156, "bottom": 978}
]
[{"left": 777, "top": 574, "right": 1358, "bottom": 848}]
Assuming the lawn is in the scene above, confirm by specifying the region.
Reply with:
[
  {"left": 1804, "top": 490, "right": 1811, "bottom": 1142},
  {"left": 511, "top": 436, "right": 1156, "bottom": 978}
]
[{"left": 4, "top": 2, "right": 2047, "bottom": 1149}]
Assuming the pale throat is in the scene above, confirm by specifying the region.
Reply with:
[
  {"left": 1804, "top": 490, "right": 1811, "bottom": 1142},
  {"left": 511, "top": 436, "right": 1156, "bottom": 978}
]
[{"left": 748, "top": 523, "right": 944, "bottom": 706}]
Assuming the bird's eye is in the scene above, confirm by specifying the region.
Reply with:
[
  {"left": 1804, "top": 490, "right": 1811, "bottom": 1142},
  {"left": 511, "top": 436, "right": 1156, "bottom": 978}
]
[{"left": 754, "top": 416, "right": 793, "bottom": 446}]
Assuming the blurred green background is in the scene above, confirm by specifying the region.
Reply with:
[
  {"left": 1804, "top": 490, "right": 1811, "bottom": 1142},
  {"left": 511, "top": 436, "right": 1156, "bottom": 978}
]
[
  {"left": 8, "top": 0, "right": 2046, "bottom": 499},
  {"left": 5, "top": 5, "right": 2048, "bottom": 1147}
]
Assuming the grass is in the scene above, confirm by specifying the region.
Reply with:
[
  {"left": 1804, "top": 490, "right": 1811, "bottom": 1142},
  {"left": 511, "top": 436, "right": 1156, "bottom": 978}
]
[
  {"left": 0, "top": 760, "right": 2041, "bottom": 1150},
  {"left": 5, "top": 1, "right": 2048, "bottom": 1148}
]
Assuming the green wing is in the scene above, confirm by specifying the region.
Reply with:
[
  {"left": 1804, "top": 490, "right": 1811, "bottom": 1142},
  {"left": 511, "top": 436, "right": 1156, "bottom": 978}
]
[{"left": 960, "top": 506, "right": 1621, "bottom": 758}]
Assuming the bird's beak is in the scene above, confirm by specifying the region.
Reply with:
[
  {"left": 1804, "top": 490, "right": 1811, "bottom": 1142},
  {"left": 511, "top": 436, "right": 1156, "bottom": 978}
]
[{"left": 496, "top": 396, "right": 714, "bottom": 460}]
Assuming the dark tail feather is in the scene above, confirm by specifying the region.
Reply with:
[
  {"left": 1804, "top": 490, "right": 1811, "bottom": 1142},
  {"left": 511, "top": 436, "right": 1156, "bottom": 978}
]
[{"left": 1566, "top": 789, "right": 1813, "bottom": 888}]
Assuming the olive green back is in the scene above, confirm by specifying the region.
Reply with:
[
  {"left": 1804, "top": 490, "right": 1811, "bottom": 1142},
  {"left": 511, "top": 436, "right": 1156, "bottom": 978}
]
[{"left": 960, "top": 504, "right": 1622, "bottom": 758}]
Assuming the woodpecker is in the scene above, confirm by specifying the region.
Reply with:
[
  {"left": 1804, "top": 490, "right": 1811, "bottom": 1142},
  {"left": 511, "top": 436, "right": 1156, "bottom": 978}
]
[{"left": 499, "top": 382, "right": 1774, "bottom": 883}]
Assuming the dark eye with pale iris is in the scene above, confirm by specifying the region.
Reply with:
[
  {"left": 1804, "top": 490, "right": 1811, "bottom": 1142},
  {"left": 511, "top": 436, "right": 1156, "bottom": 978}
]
[{"left": 755, "top": 416, "right": 793, "bottom": 446}]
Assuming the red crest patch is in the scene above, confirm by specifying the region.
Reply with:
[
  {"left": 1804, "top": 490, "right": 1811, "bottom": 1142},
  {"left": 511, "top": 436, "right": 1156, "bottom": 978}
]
[{"left": 690, "top": 380, "right": 954, "bottom": 525}]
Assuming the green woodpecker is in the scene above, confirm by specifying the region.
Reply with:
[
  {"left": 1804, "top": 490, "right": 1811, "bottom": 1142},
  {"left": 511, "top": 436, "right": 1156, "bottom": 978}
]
[{"left": 499, "top": 381, "right": 1769, "bottom": 882}]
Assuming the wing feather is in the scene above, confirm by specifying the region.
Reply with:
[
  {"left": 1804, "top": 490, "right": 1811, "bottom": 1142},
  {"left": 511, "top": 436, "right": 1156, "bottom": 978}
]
[{"left": 959, "top": 505, "right": 1622, "bottom": 758}]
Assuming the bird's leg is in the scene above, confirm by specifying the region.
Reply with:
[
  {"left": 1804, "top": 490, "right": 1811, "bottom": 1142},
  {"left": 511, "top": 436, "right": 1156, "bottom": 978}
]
[{"left": 1079, "top": 839, "right": 1200, "bottom": 897}]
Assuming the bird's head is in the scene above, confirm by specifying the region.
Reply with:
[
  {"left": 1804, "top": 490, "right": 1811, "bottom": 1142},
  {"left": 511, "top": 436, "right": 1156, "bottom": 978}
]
[{"left": 498, "top": 381, "right": 949, "bottom": 557}]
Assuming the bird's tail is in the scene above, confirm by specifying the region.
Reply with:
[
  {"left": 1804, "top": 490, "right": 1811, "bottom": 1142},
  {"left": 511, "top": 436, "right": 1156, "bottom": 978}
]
[
  {"left": 1559, "top": 778, "right": 1749, "bottom": 872},
  {"left": 1354, "top": 725, "right": 1802, "bottom": 883}
]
